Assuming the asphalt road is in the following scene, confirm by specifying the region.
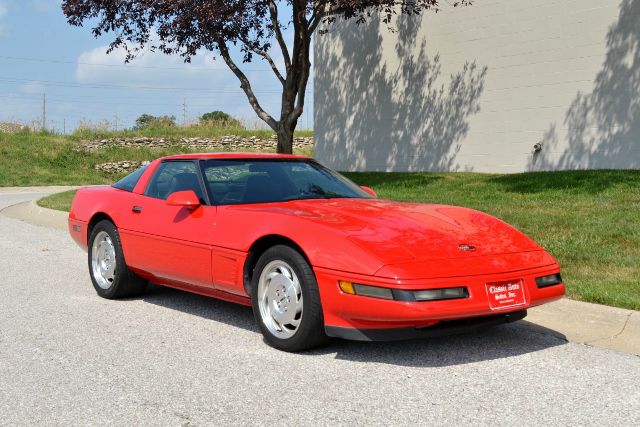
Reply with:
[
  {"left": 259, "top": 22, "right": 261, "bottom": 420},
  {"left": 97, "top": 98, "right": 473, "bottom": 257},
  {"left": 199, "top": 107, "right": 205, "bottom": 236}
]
[{"left": 1, "top": 192, "right": 639, "bottom": 426}]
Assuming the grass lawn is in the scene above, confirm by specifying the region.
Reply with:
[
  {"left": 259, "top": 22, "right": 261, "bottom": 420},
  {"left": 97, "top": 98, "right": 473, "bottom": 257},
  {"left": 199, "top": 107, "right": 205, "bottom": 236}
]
[
  {"left": 37, "top": 169, "right": 640, "bottom": 311},
  {"left": 71, "top": 124, "right": 313, "bottom": 140},
  {"left": 0, "top": 130, "right": 312, "bottom": 187},
  {"left": 37, "top": 190, "right": 78, "bottom": 212},
  {"left": 344, "top": 171, "right": 640, "bottom": 311}
]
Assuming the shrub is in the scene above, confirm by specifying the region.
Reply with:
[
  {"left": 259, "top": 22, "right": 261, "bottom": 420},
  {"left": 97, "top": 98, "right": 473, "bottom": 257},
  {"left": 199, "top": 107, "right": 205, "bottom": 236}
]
[
  {"left": 199, "top": 111, "right": 242, "bottom": 128},
  {"left": 134, "top": 114, "right": 177, "bottom": 130}
]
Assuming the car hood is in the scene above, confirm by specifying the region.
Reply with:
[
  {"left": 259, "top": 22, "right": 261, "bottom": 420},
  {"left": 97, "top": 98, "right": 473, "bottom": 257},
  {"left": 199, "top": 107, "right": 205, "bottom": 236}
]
[{"left": 279, "top": 198, "right": 543, "bottom": 264}]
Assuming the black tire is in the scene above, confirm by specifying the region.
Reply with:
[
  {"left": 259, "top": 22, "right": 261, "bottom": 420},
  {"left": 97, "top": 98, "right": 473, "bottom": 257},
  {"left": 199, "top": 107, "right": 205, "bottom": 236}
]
[
  {"left": 251, "top": 245, "right": 329, "bottom": 352},
  {"left": 88, "top": 220, "right": 147, "bottom": 299}
]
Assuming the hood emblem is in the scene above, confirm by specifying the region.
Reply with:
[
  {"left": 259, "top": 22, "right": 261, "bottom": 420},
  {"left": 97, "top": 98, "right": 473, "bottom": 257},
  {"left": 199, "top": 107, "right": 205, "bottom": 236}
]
[{"left": 458, "top": 244, "right": 477, "bottom": 252}]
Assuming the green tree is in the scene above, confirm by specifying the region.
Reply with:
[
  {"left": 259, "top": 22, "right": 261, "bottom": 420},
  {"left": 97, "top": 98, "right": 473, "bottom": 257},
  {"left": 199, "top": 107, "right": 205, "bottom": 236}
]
[{"left": 200, "top": 111, "right": 242, "bottom": 127}]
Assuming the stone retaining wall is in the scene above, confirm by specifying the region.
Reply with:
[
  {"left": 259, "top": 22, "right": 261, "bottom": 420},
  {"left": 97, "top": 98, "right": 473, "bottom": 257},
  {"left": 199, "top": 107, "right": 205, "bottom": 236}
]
[
  {"left": 95, "top": 161, "right": 151, "bottom": 174},
  {"left": 0, "top": 122, "right": 25, "bottom": 133},
  {"left": 82, "top": 135, "right": 314, "bottom": 151},
  {"left": 91, "top": 135, "right": 315, "bottom": 174}
]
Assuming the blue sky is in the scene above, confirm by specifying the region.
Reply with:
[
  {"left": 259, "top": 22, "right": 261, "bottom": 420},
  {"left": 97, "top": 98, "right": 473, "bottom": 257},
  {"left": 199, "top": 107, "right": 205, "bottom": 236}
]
[{"left": 0, "top": 1, "right": 313, "bottom": 132}]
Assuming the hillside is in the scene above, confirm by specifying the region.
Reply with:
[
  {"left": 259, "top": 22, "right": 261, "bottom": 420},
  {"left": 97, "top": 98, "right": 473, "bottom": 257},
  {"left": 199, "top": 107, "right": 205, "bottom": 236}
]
[{"left": 0, "top": 128, "right": 314, "bottom": 186}]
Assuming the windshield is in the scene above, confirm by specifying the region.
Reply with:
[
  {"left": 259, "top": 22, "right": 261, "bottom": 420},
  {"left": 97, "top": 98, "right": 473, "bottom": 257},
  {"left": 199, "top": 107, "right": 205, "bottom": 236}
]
[{"left": 201, "top": 159, "right": 372, "bottom": 205}]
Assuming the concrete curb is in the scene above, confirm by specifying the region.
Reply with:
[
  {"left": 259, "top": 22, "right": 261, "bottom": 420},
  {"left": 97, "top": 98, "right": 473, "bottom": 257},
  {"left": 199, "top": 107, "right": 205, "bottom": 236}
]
[
  {"left": 1, "top": 199, "right": 69, "bottom": 231},
  {"left": 524, "top": 299, "right": 639, "bottom": 356},
  {"left": 0, "top": 185, "right": 78, "bottom": 194},
  {"left": 1, "top": 187, "right": 638, "bottom": 356}
]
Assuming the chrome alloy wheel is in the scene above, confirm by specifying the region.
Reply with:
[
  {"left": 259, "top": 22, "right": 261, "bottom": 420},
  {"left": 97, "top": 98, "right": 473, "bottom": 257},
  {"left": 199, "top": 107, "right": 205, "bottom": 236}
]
[
  {"left": 91, "top": 231, "right": 117, "bottom": 290},
  {"left": 257, "top": 260, "right": 304, "bottom": 339}
]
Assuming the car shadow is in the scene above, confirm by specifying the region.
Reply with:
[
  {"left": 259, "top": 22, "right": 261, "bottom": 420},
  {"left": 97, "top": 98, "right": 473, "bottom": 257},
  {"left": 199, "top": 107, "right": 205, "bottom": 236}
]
[
  {"left": 308, "top": 321, "right": 567, "bottom": 367},
  {"left": 142, "top": 284, "right": 257, "bottom": 332},
  {"left": 141, "top": 284, "right": 567, "bottom": 367}
]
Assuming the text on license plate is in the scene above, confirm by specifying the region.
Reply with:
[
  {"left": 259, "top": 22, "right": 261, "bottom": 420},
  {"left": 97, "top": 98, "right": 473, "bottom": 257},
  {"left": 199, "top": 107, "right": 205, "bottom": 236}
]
[{"left": 485, "top": 279, "right": 527, "bottom": 310}]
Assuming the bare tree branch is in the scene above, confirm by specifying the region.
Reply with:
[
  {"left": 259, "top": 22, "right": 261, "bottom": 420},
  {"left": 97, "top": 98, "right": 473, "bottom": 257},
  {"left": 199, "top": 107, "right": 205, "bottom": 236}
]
[
  {"left": 269, "top": 1, "right": 291, "bottom": 71},
  {"left": 292, "top": 8, "right": 311, "bottom": 121},
  {"left": 217, "top": 39, "right": 278, "bottom": 130},
  {"left": 310, "top": 1, "right": 352, "bottom": 34},
  {"left": 239, "top": 37, "right": 286, "bottom": 85}
]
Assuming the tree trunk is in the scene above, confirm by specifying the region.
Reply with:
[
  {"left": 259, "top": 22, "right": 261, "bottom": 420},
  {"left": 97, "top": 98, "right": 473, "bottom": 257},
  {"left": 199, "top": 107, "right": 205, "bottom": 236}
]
[{"left": 276, "top": 122, "right": 294, "bottom": 154}]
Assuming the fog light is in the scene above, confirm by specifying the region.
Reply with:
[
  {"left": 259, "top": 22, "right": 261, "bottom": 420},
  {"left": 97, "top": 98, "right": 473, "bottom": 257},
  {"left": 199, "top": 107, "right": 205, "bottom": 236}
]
[
  {"left": 536, "top": 273, "right": 563, "bottom": 288},
  {"left": 353, "top": 284, "right": 394, "bottom": 300},
  {"left": 413, "top": 287, "right": 468, "bottom": 301}
]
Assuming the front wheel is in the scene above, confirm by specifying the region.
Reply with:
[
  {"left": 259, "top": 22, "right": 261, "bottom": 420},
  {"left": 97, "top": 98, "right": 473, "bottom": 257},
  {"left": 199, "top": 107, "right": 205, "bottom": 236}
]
[
  {"left": 88, "top": 220, "right": 147, "bottom": 299},
  {"left": 251, "top": 245, "right": 328, "bottom": 352}
]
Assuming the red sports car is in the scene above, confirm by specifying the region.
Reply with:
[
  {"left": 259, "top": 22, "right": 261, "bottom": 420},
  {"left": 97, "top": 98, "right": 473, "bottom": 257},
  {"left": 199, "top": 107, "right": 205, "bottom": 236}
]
[{"left": 69, "top": 153, "right": 565, "bottom": 351}]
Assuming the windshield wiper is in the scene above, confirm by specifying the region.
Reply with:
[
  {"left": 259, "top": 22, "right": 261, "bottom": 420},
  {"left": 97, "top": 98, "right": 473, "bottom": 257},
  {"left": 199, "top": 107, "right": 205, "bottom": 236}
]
[{"left": 280, "top": 194, "right": 355, "bottom": 202}]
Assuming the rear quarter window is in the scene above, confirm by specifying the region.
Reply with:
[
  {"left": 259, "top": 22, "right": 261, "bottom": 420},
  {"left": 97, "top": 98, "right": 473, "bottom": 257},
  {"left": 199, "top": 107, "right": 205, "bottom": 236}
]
[{"left": 112, "top": 165, "right": 148, "bottom": 192}]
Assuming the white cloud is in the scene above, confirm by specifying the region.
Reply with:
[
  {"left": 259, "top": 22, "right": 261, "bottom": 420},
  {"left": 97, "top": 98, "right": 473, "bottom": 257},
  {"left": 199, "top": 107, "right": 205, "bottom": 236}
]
[
  {"left": 74, "top": 42, "right": 287, "bottom": 122},
  {"left": 75, "top": 45, "right": 230, "bottom": 84}
]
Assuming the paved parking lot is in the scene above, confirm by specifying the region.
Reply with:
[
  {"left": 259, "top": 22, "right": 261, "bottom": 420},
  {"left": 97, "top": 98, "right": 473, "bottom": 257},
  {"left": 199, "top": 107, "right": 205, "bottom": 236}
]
[{"left": 1, "top": 192, "right": 639, "bottom": 426}]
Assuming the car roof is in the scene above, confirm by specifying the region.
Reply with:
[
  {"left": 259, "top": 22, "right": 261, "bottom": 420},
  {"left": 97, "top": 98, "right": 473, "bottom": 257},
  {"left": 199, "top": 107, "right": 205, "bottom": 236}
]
[{"left": 160, "top": 152, "right": 311, "bottom": 161}]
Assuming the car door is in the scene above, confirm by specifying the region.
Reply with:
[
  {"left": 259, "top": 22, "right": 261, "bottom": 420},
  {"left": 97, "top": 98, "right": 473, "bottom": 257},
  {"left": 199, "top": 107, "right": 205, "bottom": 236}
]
[{"left": 121, "top": 160, "right": 216, "bottom": 289}]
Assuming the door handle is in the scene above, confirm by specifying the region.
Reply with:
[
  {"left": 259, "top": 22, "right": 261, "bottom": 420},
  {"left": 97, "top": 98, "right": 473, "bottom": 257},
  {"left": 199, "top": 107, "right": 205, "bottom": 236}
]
[{"left": 132, "top": 206, "right": 143, "bottom": 213}]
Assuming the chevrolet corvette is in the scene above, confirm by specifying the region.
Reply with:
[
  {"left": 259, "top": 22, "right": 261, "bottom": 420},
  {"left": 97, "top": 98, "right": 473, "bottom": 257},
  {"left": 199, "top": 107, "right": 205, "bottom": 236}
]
[{"left": 68, "top": 153, "right": 565, "bottom": 351}]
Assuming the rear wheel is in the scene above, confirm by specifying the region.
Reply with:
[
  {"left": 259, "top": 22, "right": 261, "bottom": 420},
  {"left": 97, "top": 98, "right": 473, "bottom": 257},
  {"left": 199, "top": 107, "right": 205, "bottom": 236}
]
[
  {"left": 251, "top": 245, "right": 328, "bottom": 352},
  {"left": 88, "top": 220, "right": 147, "bottom": 299}
]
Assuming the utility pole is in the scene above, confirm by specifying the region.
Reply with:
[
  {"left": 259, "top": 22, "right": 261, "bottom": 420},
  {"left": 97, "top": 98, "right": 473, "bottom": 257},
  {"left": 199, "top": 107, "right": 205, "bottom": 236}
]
[
  {"left": 114, "top": 113, "right": 119, "bottom": 132},
  {"left": 182, "top": 98, "right": 187, "bottom": 126},
  {"left": 41, "top": 93, "right": 46, "bottom": 132},
  {"left": 63, "top": 119, "right": 66, "bottom": 135}
]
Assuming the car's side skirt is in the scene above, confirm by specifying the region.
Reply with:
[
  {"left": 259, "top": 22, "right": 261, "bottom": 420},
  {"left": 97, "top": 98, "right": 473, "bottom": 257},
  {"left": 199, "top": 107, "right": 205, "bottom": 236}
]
[{"left": 152, "top": 280, "right": 253, "bottom": 307}]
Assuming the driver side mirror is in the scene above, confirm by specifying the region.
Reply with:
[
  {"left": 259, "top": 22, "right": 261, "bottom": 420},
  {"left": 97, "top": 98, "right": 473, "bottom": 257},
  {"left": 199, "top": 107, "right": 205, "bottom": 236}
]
[
  {"left": 166, "top": 190, "right": 201, "bottom": 209},
  {"left": 360, "top": 186, "right": 377, "bottom": 198}
]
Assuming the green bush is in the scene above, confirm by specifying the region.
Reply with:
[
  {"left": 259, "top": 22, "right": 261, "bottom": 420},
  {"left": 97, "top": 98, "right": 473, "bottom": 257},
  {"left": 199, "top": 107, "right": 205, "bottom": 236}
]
[
  {"left": 200, "top": 111, "right": 242, "bottom": 128},
  {"left": 134, "top": 114, "right": 177, "bottom": 131}
]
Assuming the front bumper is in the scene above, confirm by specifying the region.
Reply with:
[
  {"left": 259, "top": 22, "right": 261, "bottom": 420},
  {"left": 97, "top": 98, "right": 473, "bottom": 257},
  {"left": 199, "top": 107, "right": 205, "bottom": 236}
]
[
  {"left": 68, "top": 217, "right": 89, "bottom": 250},
  {"left": 326, "top": 309, "right": 527, "bottom": 341},
  {"left": 314, "top": 264, "right": 564, "bottom": 335}
]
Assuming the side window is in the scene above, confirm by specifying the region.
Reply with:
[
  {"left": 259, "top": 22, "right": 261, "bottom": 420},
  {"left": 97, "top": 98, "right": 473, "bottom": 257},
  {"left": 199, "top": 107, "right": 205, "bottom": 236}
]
[
  {"left": 203, "top": 162, "right": 251, "bottom": 205},
  {"left": 144, "top": 161, "right": 204, "bottom": 201}
]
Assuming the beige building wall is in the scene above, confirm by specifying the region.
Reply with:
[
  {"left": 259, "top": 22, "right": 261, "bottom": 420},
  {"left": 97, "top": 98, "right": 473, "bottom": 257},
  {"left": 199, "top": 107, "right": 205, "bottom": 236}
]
[{"left": 314, "top": 0, "right": 640, "bottom": 172}]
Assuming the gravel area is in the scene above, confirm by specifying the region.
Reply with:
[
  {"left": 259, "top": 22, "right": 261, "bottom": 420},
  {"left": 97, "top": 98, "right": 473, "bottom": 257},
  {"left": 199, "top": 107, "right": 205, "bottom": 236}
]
[{"left": 1, "top": 192, "right": 639, "bottom": 426}]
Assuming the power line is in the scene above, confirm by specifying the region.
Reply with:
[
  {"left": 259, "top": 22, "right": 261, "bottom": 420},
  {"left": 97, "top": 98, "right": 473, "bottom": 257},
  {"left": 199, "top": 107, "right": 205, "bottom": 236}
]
[
  {"left": 0, "top": 92, "right": 288, "bottom": 108},
  {"left": 0, "top": 91, "right": 278, "bottom": 106},
  {"left": 0, "top": 89, "right": 315, "bottom": 111},
  {"left": 0, "top": 76, "right": 291, "bottom": 94},
  {"left": 0, "top": 54, "right": 278, "bottom": 72}
]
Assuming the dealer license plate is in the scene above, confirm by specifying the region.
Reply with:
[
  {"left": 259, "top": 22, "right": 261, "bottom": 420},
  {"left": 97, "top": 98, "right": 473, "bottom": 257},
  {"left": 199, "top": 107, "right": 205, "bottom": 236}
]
[{"left": 485, "top": 279, "right": 527, "bottom": 310}]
